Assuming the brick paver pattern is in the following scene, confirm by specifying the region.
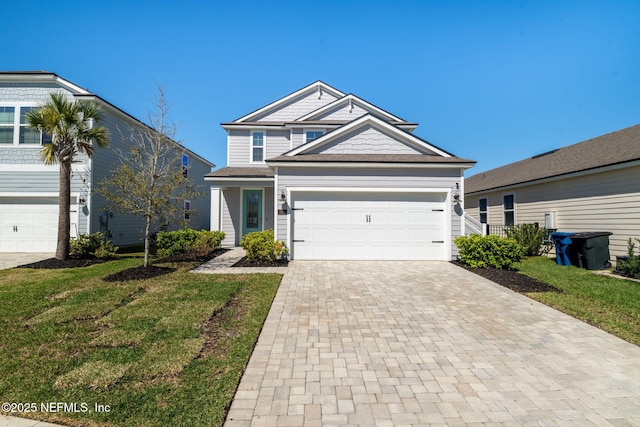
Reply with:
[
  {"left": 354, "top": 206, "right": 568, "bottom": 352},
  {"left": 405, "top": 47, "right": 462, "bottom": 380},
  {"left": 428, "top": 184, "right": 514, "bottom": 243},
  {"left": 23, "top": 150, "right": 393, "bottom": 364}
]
[{"left": 224, "top": 260, "right": 640, "bottom": 426}]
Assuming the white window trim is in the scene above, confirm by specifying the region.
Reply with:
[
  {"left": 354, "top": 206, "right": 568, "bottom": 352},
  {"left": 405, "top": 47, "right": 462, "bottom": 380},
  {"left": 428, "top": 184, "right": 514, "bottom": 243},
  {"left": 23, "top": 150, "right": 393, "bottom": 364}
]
[
  {"left": 304, "top": 128, "right": 325, "bottom": 144},
  {"left": 0, "top": 102, "right": 45, "bottom": 146},
  {"left": 250, "top": 130, "right": 266, "bottom": 164},
  {"left": 479, "top": 197, "right": 488, "bottom": 224},
  {"left": 502, "top": 193, "right": 516, "bottom": 226}
]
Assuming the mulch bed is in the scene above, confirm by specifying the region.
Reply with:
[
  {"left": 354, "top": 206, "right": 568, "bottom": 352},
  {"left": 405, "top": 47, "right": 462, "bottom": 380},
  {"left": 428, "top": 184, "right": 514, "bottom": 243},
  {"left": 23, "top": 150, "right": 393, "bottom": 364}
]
[
  {"left": 452, "top": 261, "right": 562, "bottom": 293},
  {"left": 17, "top": 257, "right": 106, "bottom": 269},
  {"left": 103, "top": 265, "right": 176, "bottom": 282},
  {"left": 232, "top": 257, "right": 289, "bottom": 268}
]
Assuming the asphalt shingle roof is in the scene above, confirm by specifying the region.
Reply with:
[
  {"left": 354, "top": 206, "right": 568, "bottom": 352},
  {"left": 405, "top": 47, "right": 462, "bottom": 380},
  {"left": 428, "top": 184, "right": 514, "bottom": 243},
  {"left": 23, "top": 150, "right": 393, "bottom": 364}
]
[{"left": 465, "top": 124, "right": 640, "bottom": 194}]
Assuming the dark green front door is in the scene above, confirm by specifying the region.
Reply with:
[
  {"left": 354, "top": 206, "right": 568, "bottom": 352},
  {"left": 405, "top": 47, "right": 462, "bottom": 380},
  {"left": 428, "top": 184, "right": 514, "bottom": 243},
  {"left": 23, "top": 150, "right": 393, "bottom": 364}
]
[{"left": 242, "top": 189, "right": 263, "bottom": 236}]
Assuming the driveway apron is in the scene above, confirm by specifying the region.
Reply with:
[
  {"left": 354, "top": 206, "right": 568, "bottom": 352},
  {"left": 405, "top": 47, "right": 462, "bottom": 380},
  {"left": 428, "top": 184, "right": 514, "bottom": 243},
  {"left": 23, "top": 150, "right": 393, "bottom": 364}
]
[{"left": 225, "top": 261, "right": 640, "bottom": 426}]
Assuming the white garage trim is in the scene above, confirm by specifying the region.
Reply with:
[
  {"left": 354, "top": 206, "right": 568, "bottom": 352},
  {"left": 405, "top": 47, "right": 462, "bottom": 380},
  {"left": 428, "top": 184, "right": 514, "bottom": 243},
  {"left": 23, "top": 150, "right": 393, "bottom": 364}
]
[{"left": 286, "top": 187, "right": 451, "bottom": 260}]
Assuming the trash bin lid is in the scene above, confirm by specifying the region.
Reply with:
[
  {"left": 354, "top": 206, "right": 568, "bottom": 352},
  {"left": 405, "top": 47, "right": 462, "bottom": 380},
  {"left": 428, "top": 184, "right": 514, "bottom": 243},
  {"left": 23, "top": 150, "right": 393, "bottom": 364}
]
[
  {"left": 570, "top": 232, "right": 613, "bottom": 239},
  {"left": 551, "top": 232, "right": 575, "bottom": 237}
]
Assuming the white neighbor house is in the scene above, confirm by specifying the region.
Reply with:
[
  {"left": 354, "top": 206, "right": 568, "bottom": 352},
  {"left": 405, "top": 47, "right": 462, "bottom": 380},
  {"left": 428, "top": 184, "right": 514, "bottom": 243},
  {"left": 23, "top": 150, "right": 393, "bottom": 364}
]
[
  {"left": 206, "top": 81, "right": 475, "bottom": 260},
  {"left": 0, "top": 71, "right": 214, "bottom": 252}
]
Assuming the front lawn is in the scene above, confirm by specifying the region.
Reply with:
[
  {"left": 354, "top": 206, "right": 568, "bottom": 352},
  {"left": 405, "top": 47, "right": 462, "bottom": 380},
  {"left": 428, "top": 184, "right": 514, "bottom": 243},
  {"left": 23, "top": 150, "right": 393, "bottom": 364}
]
[
  {"left": 517, "top": 257, "right": 640, "bottom": 346},
  {"left": 0, "top": 256, "right": 281, "bottom": 427}
]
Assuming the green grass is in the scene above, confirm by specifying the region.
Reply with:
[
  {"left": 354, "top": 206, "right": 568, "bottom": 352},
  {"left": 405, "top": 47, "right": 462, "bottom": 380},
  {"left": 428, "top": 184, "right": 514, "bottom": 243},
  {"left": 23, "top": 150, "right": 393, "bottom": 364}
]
[
  {"left": 0, "top": 256, "right": 281, "bottom": 427},
  {"left": 517, "top": 256, "right": 640, "bottom": 346}
]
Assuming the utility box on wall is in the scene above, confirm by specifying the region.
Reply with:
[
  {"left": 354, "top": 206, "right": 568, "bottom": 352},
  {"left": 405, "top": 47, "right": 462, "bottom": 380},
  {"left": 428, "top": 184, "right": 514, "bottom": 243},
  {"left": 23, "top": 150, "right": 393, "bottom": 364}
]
[{"left": 544, "top": 211, "right": 556, "bottom": 229}]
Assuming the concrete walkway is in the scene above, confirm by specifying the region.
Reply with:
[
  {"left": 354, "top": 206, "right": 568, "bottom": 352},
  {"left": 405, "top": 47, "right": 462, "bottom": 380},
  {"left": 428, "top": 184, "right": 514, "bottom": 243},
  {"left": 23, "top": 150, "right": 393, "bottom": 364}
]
[
  {"left": 0, "top": 253, "right": 53, "bottom": 270},
  {"left": 224, "top": 260, "right": 640, "bottom": 426}
]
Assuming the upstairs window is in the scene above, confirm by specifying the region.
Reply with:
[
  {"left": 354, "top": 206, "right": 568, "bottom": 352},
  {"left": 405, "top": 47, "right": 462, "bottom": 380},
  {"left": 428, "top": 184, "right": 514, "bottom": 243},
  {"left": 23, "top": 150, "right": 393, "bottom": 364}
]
[
  {"left": 251, "top": 131, "right": 264, "bottom": 163},
  {"left": 184, "top": 200, "right": 191, "bottom": 221},
  {"left": 503, "top": 194, "right": 515, "bottom": 226},
  {"left": 0, "top": 107, "right": 15, "bottom": 144},
  {"left": 305, "top": 130, "right": 324, "bottom": 143},
  {"left": 479, "top": 198, "right": 488, "bottom": 224},
  {"left": 0, "top": 105, "right": 50, "bottom": 145},
  {"left": 182, "top": 153, "right": 189, "bottom": 178},
  {"left": 19, "top": 107, "right": 41, "bottom": 144}
]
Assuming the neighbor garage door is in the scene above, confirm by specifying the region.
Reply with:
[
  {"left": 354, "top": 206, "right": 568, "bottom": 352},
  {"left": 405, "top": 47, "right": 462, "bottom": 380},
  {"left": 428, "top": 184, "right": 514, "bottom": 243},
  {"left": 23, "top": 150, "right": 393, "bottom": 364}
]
[
  {"left": 291, "top": 191, "right": 448, "bottom": 260},
  {"left": 0, "top": 198, "right": 77, "bottom": 253}
]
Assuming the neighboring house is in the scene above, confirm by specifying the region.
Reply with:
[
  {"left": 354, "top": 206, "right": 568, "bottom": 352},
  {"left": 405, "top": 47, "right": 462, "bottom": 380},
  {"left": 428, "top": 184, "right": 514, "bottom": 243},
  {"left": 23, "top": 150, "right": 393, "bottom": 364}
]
[
  {"left": 206, "top": 81, "right": 475, "bottom": 260},
  {"left": 465, "top": 124, "right": 640, "bottom": 257},
  {"left": 0, "top": 71, "right": 214, "bottom": 252}
]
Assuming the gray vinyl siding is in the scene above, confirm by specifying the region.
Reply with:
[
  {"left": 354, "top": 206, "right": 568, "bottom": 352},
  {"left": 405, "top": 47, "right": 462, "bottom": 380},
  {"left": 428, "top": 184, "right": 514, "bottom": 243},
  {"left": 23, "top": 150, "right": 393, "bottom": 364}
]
[
  {"left": 221, "top": 187, "right": 240, "bottom": 246},
  {"left": 309, "top": 125, "right": 426, "bottom": 155},
  {"left": 291, "top": 129, "right": 304, "bottom": 149},
  {"left": 265, "top": 130, "right": 290, "bottom": 160},
  {"left": 276, "top": 167, "right": 463, "bottom": 258},
  {"left": 228, "top": 129, "right": 292, "bottom": 166},
  {"left": 252, "top": 90, "right": 339, "bottom": 122},
  {"left": 465, "top": 164, "right": 640, "bottom": 257},
  {"left": 227, "top": 129, "right": 251, "bottom": 167},
  {"left": 90, "top": 110, "right": 212, "bottom": 246},
  {"left": 220, "top": 186, "right": 274, "bottom": 246}
]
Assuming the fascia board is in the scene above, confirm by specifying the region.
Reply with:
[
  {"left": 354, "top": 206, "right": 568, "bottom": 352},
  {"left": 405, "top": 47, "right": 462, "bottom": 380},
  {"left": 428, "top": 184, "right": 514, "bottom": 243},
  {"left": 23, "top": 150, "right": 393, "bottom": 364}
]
[
  {"left": 287, "top": 115, "right": 451, "bottom": 157},
  {"left": 295, "top": 94, "right": 406, "bottom": 123},
  {"left": 234, "top": 81, "right": 345, "bottom": 123},
  {"left": 265, "top": 161, "right": 475, "bottom": 169},
  {"left": 0, "top": 72, "right": 91, "bottom": 95}
]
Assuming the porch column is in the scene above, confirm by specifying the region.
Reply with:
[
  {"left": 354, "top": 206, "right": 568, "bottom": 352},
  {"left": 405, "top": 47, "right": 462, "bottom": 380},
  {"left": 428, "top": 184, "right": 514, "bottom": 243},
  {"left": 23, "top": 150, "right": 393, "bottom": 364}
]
[{"left": 210, "top": 186, "right": 221, "bottom": 231}]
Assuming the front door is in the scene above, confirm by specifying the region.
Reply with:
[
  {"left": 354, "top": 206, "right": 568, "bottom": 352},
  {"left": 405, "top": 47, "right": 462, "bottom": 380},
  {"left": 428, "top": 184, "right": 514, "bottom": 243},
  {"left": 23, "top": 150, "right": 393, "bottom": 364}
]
[{"left": 242, "top": 189, "right": 263, "bottom": 236}]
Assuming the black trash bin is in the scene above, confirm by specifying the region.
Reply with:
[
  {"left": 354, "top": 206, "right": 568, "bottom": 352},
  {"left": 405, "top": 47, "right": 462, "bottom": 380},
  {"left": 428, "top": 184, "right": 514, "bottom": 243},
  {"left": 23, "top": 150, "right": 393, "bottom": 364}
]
[{"left": 569, "top": 232, "right": 613, "bottom": 270}]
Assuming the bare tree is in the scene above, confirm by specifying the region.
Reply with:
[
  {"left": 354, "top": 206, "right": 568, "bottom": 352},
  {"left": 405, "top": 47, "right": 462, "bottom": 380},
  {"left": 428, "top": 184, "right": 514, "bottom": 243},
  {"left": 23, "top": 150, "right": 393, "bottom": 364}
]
[{"left": 98, "top": 86, "right": 203, "bottom": 267}]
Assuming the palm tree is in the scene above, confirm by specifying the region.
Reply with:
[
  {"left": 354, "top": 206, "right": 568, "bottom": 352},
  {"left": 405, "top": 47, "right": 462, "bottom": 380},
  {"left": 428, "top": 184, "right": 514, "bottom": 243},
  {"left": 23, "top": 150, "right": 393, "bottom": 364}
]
[{"left": 27, "top": 92, "right": 109, "bottom": 260}]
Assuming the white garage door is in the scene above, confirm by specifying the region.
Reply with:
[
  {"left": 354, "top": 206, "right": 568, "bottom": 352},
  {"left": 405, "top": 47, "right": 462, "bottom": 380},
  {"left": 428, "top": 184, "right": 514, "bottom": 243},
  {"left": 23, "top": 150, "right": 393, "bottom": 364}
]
[
  {"left": 0, "top": 199, "right": 78, "bottom": 252},
  {"left": 291, "top": 191, "right": 448, "bottom": 260}
]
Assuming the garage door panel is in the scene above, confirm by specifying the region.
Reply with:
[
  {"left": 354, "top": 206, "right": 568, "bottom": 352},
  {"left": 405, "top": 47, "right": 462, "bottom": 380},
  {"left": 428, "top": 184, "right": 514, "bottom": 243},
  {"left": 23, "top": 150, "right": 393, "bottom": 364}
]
[{"left": 292, "top": 192, "right": 448, "bottom": 260}]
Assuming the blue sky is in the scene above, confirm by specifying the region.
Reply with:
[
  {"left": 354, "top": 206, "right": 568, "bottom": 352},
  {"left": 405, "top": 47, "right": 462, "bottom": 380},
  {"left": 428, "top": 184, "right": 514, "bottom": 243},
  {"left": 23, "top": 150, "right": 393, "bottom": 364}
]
[{"left": 3, "top": 0, "right": 639, "bottom": 176}]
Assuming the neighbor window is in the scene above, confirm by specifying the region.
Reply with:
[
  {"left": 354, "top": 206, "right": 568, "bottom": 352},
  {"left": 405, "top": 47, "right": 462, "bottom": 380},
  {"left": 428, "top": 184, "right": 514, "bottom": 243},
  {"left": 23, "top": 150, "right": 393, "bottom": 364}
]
[
  {"left": 305, "top": 130, "right": 324, "bottom": 143},
  {"left": 182, "top": 153, "right": 189, "bottom": 178},
  {"left": 0, "top": 105, "right": 49, "bottom": 145},
  {"left": 251, "top": 131, "right": 264, "bottom": 162},
  {"left": 503, "top": 194, "right": 515, "bottom": 226},
  {"left": 184, "top": 200, "right": 191, "bottom": 220},
  {"left": 479, "top": 198, "right": 488, "bottom": 224},
  {"left": 19, "top": 107, "right": 41, "bottom": 144},
  {"left": 0, "top": 107, "right": 15, "bottom": 144}
]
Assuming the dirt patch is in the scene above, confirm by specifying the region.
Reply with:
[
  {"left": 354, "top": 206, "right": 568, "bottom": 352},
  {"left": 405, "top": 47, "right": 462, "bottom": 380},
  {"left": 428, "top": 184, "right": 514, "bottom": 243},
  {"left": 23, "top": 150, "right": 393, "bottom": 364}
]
[
  {"left": 452, "top": 261, "right": 562, "bottom": 293},
  {"left": 198, "top": 293, "right": 247, "bottom": 359},
  {"left": 232, "top": 257, "right": 289, "bottom": 268},
  {"left": 103, "top": 266, "right": 176, "bottom": 282},
  {"left": 17, "top": 257, "right": 106, "bottom": 269}
]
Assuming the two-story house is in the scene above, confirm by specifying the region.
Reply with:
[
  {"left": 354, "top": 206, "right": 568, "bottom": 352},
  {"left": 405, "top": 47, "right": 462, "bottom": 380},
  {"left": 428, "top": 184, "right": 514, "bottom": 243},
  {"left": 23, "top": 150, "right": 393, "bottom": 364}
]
[
  {"left": 206, "top": 81, "right": 475, "bottom": 260},
  {"left": 0, "top": 71, "right": 214, "bottom": 252}
]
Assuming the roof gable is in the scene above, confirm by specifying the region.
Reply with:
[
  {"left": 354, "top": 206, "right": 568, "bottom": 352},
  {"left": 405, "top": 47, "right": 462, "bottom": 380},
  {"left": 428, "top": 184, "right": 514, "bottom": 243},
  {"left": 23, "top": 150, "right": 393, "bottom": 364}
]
[
  {"left": 466, "top": 123, "right": 640, "bottom": 194},
  {"left": 296, "top": 94, "right": 406, "bottom": 123},
  {"left": 235, "top": 81, "right": 345, "bottom": 123},
  {"left": 287, "top": 115, "right": 452, "bottom": 157}
]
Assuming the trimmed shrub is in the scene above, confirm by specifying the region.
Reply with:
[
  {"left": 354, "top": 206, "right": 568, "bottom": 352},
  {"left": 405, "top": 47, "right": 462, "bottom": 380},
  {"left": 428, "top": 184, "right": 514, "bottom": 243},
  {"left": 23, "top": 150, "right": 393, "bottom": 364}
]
[
  {"left": 618, "top": 238, "right": 640, "bottom": 279},
  {"left": 70, "top": 232, "right": 119, "bottom": 259},
  {"left": 455, "top": 234, "right": 525, "bottom": 270},
  {"left": 240, "top": 229, "right": 288, "bottom": 262},
  {"left": 505, "top": 223, "right": 552, "bottom": 256},
  {"left": 156, "top": 229, "right": 225, "bottom": 258}
]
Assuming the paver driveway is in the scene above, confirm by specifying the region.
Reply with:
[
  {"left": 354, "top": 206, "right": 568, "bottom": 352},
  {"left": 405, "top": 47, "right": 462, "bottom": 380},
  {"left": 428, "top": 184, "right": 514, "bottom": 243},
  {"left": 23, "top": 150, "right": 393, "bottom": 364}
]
[{"left": 225, "top": 260, "right": 640, "bottom": 426}]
